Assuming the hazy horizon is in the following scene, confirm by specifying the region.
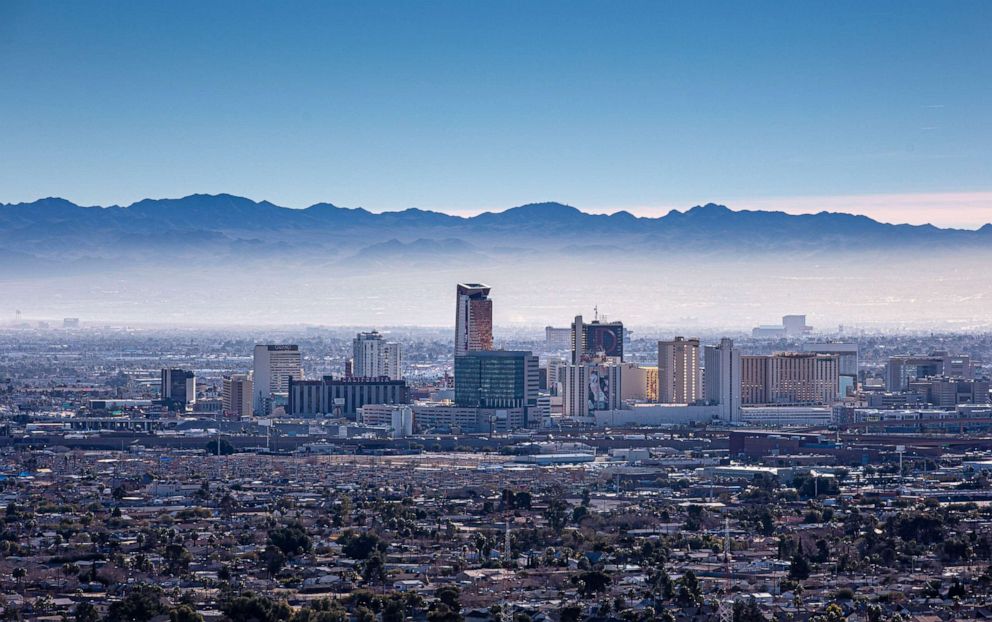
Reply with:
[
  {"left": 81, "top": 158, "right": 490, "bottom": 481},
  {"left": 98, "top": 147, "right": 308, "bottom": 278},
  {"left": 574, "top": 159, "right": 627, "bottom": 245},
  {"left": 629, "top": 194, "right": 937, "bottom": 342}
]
[
  {"left": 2, "top": 2, "right": 990, "bottom": 331},
  {"left": 5, "top": 192, "right": 992, "bottom": 230}
]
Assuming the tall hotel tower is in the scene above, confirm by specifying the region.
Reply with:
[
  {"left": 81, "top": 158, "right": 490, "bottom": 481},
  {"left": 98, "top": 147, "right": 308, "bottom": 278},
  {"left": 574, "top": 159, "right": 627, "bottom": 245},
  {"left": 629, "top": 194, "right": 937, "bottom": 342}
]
[
  {"left": 455, "top": 283, "right": 494, "bottom": 357},
  {"left": 352, "top": 330, "right": 403, "bottom": 379},
  {"left": 252, "top": 344, "right": 303, "bottom": 415},
  {"left": 657, "top": 336, "right": 701, "bottom": 404}
]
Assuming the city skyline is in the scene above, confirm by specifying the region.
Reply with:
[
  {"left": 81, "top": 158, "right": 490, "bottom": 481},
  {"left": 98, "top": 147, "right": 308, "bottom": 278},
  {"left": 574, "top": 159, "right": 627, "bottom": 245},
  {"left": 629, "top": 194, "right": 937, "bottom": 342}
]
[{"left": 4, "top": 4, "right": 992, "bottom": 621}]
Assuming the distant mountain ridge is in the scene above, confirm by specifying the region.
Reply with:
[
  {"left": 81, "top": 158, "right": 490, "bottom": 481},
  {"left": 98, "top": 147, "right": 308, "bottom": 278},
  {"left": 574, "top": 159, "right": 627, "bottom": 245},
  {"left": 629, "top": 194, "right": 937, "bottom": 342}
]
[
  {"left": 0, "top": 194, "right": 989, "bottom": 268},
  {"left": 3, "top": 193, "right": 992, "bottom": 328}
]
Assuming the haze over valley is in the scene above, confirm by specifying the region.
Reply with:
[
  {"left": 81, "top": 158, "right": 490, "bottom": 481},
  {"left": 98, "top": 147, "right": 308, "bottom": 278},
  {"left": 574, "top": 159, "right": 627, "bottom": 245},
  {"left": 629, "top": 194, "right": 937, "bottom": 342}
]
[{"left": 1, "top": 194, "right": 989, "bottom": 330}]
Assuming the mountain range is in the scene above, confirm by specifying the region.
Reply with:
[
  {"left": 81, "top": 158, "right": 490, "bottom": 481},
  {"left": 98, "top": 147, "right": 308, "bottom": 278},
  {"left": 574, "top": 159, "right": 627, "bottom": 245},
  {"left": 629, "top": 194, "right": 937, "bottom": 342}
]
[
  {"left": 1, "top": 194, "right": 990, "bottom": 269},
  {"left": 1, "top": 194, "right": 990, "bottom": 328}
]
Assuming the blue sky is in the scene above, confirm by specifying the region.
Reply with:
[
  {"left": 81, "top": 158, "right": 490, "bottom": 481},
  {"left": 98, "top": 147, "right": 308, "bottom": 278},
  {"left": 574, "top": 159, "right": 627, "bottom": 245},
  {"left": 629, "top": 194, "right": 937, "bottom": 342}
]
[{"left": 1, "top": 1, "right": 990, "bottom": 226}]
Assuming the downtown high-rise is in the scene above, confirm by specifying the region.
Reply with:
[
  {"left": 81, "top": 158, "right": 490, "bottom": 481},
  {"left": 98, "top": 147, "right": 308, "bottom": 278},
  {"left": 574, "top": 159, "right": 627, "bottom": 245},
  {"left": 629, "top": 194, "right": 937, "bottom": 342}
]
[
  {"left": 252, "top": 344, "right": 303, "bottom": 415},
  {"left": 703, "top": 338, "right": 741, "bottom": 420},
  {"left": 352, "top": 330, "right": 402, "bottom": 379},
  {"left": 657, "top": 337, "right": 701, "bottom": 404},
  {"left": 454, "top": 283, "right": 493, "bottom": 357}
]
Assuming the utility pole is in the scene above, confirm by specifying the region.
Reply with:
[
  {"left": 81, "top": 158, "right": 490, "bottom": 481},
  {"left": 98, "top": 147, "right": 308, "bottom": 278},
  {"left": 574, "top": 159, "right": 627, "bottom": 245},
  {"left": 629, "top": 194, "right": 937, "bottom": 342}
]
[
  {"left": 504, "top": 520, "right": 511, "bottom": 562},
  {"left": 718, "top": 516, "right": 734, "bottom": 622}
]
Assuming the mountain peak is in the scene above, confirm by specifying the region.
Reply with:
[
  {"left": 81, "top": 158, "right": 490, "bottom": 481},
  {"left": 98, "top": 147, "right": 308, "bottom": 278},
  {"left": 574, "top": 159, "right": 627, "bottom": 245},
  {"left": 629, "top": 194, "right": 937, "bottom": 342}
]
[
  {"left": 504, "top": 201, "right": 580, "bottom": 214},
  {"left": 684, "top": 203, "right": 734, "bottom": 216},
  {"left": 478, "top": 202, "right": 582, "bottom": 221}
]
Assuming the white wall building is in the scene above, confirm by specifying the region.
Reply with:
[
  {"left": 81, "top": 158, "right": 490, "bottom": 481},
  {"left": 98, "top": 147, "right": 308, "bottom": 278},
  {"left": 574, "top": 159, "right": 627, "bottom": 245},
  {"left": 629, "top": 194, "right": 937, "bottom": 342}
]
[
  {"left": 739, "top": 406, "right": 833, "bottom": 426},
  {"left": 352, "top": 331, "right": 403, "bottom": 379},
  {"left": 252, "top": 344, "right": 303, "bottom": 415},
  {"left": 360, "top": 404, "right": 413, "bottom": 437},
  {"left": 704, "top": 337, "right": 741, "bottom": 421},
  {"left": 593, "top": 404, "right": 719, "bottom": 427},
  {"left": 562, "top": 363, "right": 622, "bottom": 417}
]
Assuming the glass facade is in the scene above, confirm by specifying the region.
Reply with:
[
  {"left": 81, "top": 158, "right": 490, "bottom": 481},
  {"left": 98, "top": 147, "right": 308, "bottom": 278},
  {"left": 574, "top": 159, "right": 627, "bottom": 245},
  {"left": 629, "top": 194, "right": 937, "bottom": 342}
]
[{"left": 454, "top": 351, "right": 537, "bottom": 409}]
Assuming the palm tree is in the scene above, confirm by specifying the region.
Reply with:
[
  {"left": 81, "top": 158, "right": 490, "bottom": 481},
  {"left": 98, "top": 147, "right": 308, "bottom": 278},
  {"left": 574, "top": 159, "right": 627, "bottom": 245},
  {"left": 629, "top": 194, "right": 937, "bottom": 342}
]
[
  {"left": 12, "top": 567, "right": 26, "bottom": 593},
  {"left": 62, "top": 562, "right": 79, "bottom": 589}
]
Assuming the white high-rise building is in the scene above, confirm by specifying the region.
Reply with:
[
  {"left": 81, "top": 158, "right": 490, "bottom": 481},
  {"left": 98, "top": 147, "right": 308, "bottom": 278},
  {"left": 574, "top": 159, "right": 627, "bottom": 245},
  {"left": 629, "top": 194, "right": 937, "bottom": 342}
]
[
  {"left": 352, "top": 331, "right": 403, "bottom": 379},
  {"left": 562, "top": 363, "right": 622, "bottom": 417},
  {"left": 658, "top": 337, "right": 701, "bottom": 404},
  {"left": 703, "top": 338, "right": 741, "bottom": 421},
  {"left": 382, "top": 342, "right": 402, "bottom": 379},
  {"left": 741, "top": 352, "right": 840, "bottom": 405},
  {"left": 252, "top": 344, "right": 303, "bottom": 415},
  {"left": 545, "top": 357, "right": 567, "bottom": 396}
]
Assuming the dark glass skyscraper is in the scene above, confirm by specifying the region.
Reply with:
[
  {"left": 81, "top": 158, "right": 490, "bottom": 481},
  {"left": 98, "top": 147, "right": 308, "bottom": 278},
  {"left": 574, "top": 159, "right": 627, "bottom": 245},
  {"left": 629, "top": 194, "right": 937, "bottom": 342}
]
[
  {"left": 160, "top": 368, "right": 195, "bottom": 410},
  {"left": 454, "top": 350, "right": 539, "bottom": 417}
]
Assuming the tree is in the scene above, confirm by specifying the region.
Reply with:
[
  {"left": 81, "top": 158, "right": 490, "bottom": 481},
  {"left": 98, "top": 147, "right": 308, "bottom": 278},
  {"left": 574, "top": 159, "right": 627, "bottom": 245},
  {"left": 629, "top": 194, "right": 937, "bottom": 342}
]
[
  {"left": 427, "top": 604, "right": 461, "bottom": 622},
  {"left": 11, "top": 567, "right": 25, "bottom": 593},
  {"left": 789, "top": 550, "right": 812, "bottom": 581},
  {"left": 163, "top": 543, "right": 192, "bottom": 575},
  {"left": 922, "top": 579, "right": 942, "bottom": 599},
  {"left": 652, "top": 568, "right": 675, "bottom": 600},
  {"left": 75, "top": 602, "right": 100, "bottom": 622},
  {"left": 428, "top": 588, "right": 462, "bottom": 622},
  {"left": 501, "top": 489, "right": 514, "bottom": 510},
  {"left": 435, "top": 586, "right": 461, "bottom": 611},
  {"left": 362, "top": 553, "right": 386, "bottom": 587},
  {"left": 221, "top": 592, "right": 292, "bottom": 622},
  {"left": 545, "top": 496, "right": 570, "bottom": 534},
  {"left": 382, "top": 597, "right": 405, "bottom": 622},
  {"left": 947, "top": 578, "right": 967, "bottom": 599},
  {"left": 684, "top": 505, "right": 705, "bottom": 531},
  {"left": 794, "top": 475, "right": 838, "bottom": 499},
  {"left": 105, "top": 585, "right": 167, "bottom": 622},
  {"left": 170, "top": 605, "right": 204, "bottom": 622},
  {"left": 752, "top": 507, "right": 775, "bottom": 536},
  {"left": 293, "top": 598, "right": 348, "bottom": 622},
  {"left": 269, "top": 522, "right": 312, "bottom": 557},
  {"left": 677, "top": 571, "right": 702, "bottom": 606},
  {"left": 733, "top": 598, "right": 767, "bottom": 622},
  {"left": 206, "top": 438, "right": 235, "bottom": 455},
  {"left": 62, "top": 561, "right": 80, "bottom": 589},
  {"left": 575, "top": 570, "right": 611, "bottom": 598},
  {"left": 572, "top": 506, "right": 589, "bottom": 524},
  {"left": 261, "top": 544, "right": 287, "bottom": 576},
  {"left": 560, "top": 604, "right": 583, "bottom": 622},
  {"left": 340, "top": 531, "right": 385, "bottom": 560},
  {"left": 809, "top": 603, "right": 844, "bottom": 622},
  {"left": 513, "top": 491, "right": 532, "bottom": 510}
]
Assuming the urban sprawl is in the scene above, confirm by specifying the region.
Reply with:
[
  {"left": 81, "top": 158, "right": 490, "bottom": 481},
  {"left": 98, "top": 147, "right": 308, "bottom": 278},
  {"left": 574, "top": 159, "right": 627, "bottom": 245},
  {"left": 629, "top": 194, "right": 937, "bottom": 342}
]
[{"left": 3, "top": 284, "right": 992, "bottom": 622}]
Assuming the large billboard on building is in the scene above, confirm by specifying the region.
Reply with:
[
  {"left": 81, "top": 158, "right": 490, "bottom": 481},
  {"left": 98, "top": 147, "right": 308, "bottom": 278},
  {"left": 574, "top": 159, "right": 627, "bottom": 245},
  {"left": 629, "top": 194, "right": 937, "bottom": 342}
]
[
  {"left": 582, "top": 324, "right": 623, "bottom": 361},
  {"left": 587, "top": 365, "right": 612, "bottom": 412}
]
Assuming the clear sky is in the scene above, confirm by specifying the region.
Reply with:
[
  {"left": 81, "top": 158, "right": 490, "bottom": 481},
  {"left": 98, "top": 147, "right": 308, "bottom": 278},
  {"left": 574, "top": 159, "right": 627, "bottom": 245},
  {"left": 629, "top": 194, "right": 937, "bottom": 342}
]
[{"left": 2, "top": 1, "right": 990, "bottom": 227}]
